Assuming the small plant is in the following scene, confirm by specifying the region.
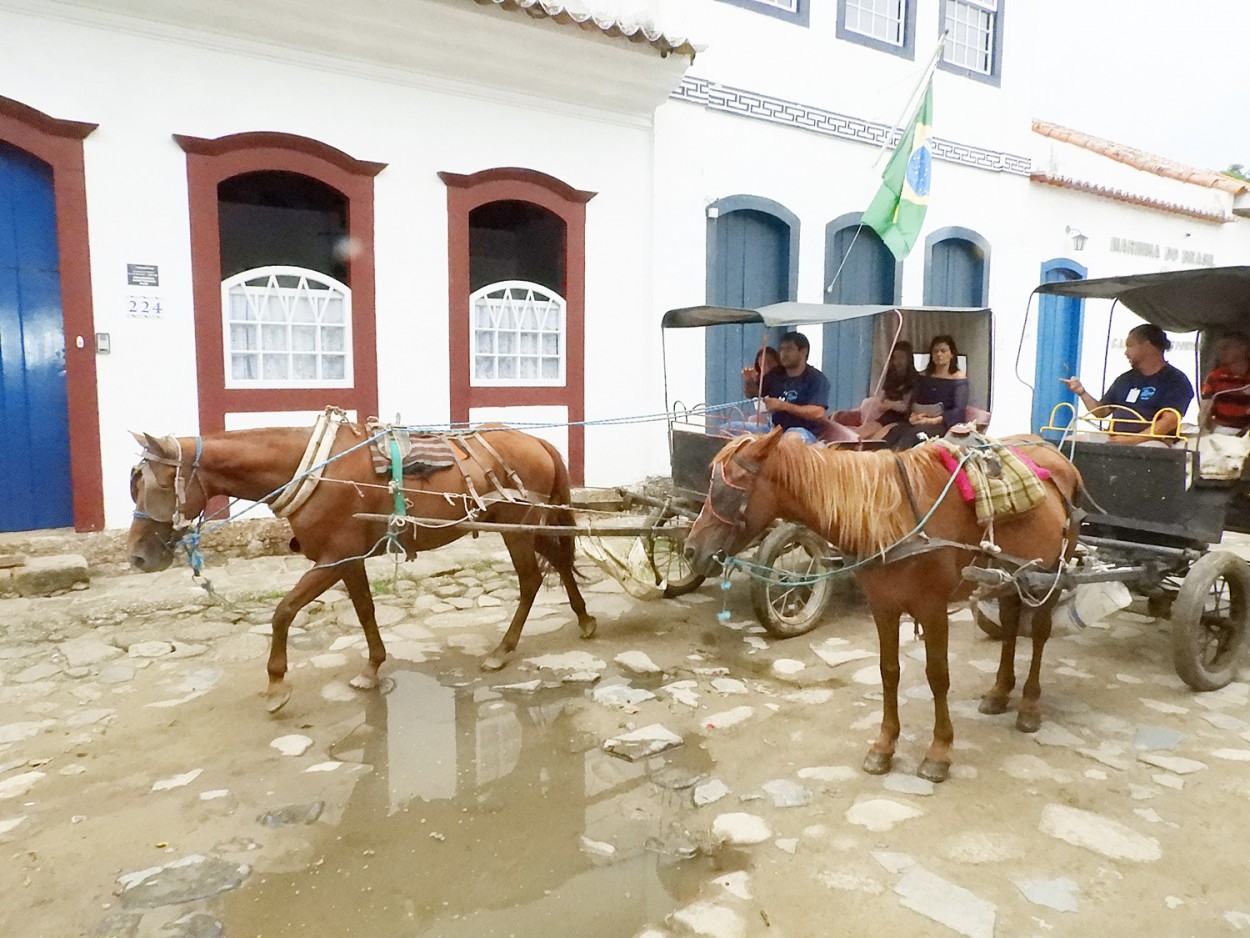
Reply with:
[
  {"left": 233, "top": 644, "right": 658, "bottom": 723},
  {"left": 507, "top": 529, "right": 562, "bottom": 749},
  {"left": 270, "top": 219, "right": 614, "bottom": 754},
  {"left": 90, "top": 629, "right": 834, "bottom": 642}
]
[{"left": 370, "top": 578, "right": 394, "bottom": 595}]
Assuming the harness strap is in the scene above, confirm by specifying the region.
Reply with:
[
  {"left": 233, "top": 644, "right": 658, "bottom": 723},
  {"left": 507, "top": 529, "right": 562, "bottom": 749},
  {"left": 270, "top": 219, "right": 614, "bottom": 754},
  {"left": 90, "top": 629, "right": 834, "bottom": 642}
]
[
  {"left": 448, "top": 436, "right": 490, "bottom": 513},
  {"left": 472, "top": 431, "right": 532, "bottom": 503},
  {"left": 269, "top": 408, "right": 344, "bottom": 518},
  {"left": 389, "top": 436, "right": 407, "bottom": 518},
  {"left": 892, "top": 454, "right": 928, "bottom": 538}
]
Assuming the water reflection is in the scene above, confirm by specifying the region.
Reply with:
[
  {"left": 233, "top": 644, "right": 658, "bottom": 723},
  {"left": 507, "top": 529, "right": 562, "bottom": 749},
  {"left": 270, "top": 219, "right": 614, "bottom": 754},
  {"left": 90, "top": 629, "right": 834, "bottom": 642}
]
[{"left": 222, "top": 668, "right": 711, "bottom": 936}]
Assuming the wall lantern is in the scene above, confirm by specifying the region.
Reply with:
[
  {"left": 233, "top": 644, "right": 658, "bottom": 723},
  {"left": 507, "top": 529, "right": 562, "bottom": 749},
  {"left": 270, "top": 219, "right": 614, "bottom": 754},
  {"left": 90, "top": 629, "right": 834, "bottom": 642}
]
[{"left": 1065, "top": 226, "right": 1088, "bottom": 252}]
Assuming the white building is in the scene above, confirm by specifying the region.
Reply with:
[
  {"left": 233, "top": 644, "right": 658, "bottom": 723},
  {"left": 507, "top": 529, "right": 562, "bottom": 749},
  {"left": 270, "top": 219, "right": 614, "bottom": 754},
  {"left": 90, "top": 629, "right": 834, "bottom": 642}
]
[{"left": 1, "top": 0, "right": 1247, "bottom": 532}]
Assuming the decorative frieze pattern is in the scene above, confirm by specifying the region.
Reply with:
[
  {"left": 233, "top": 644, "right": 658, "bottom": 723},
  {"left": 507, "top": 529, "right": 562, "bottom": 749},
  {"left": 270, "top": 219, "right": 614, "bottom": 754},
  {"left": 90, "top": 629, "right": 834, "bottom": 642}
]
[{"left": 670, "top": 76, "right": 1030, "bottom": 176}]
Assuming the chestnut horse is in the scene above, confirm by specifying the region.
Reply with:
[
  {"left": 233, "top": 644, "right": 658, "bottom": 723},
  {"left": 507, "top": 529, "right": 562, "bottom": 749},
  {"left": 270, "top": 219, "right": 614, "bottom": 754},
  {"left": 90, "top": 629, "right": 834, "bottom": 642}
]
[
  {"left": 127, "top": 421, "right": 595, "bottom": 711},
  {"left": 683, "top": 428, "right": 1082, "bottom": 782}
]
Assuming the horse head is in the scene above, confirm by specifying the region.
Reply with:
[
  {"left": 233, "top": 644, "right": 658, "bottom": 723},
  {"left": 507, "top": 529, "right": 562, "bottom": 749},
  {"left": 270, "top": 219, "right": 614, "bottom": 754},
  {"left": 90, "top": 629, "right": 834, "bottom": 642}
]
[
  {"left": 683, "top": 427, "right": 788, "bottom": 576},
  {"left": 127, "top": 431, "right": 205, "bottom": 572}
]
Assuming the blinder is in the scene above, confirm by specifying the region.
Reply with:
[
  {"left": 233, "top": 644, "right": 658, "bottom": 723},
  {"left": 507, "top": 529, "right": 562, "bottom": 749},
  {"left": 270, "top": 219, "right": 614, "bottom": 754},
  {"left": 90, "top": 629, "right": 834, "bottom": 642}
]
[
  {"left": 131, "top": 436, "right": 201, "bottom": 530},
  {"left": 706, "top": 459, "right": 755, "bottom": 530}
]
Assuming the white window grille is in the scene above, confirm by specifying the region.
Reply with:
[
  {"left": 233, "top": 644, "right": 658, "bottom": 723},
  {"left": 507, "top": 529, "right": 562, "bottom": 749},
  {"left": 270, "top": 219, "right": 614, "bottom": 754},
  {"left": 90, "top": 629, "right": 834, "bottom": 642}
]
[
  {"left": 754, "top": 0, "right": 799, "bottom": 11},
  {"left": 222, "top": 266, "right": 352, "bottom": 389},
  {"left": 943, "top": 0, "right": 997, "bottom": 74},
  {"left": 845, "top": 0, "right": 904, "bottom": 45},
  {"left": 470, "top": 280, "right": 565, "bottom": 387}
]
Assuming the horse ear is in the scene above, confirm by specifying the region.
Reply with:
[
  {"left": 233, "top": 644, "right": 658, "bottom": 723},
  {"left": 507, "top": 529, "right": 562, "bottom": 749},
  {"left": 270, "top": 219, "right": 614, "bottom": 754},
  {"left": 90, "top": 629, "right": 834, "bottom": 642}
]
[
  {"left": 750, "top": 425, "right": 786, "bottom": 459},
  {"left": 130, "top": 430, "right": 148, "bottom": 450},
  {"left": 143, "top": 432, "right": 180, "bottom": 461}
]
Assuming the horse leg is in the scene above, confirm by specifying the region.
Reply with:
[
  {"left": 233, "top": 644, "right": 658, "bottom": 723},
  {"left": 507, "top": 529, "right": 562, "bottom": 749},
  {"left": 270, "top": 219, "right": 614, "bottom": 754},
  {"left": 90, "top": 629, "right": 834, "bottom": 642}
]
[
  {"left": 536, "top": 537, "right": 597, "bottom": 639},
  {"left": 979, "top": 592, "right": 1022, "bottom": 715},
  {"left": 1017, "top": 599, "right": 1055, "bottom": 733},
  {"left": 340, "top": 559, "right": 387, "bottom": 692},
  {"left": 863, "top": 606, "right": 902, "bottom": 776},
  {"left": 482, "top": 534, "right": 543, "bottom": 672},
  {"left": 265, "top": 562, "right": 347, "bottom": 713},
  {"left": 917, "top": 605, "right": 954, "bottom": 783}
]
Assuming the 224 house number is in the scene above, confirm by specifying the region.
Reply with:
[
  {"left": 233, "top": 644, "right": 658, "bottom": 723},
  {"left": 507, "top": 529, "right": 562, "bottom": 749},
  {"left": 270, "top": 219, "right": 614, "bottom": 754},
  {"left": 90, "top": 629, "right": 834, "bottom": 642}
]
[{"left": 127, "top": 296, "right": 163, "bottom": 318}]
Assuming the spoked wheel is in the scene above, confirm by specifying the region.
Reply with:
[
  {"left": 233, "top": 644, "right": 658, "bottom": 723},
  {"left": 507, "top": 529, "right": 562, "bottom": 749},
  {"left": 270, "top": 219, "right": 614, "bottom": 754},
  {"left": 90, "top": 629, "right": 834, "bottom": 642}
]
[
  {"left": 750, "top": 523, "right": 839, "bottom": 638},
  {"left": 645, "top": 507, "right": 705, "bottom": 598},
  {"left": 1170, "top": 551, "right": 1250, "bottom": 691}
]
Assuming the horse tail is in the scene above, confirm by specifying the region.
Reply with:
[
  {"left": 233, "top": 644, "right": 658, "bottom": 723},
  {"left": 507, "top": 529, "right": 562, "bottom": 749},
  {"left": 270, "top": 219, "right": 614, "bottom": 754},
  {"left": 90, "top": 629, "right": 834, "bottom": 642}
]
[{"left": 534, "top": 437, "right": 579, "bottom": 574}]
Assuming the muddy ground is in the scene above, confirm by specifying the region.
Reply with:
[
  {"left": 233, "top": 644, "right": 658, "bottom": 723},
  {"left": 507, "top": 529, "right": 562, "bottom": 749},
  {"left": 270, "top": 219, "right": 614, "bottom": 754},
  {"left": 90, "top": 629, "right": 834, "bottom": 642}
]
[{"left": 2, "top": 525, "right": 1249, "bottom": 938}]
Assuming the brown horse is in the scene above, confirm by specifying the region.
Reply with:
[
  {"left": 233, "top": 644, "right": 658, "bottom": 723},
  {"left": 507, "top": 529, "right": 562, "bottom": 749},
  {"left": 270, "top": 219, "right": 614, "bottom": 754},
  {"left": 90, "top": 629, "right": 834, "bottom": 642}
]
[
  {"left": 127, "top": 420, "right": 595, "bottom": 711},
  {"left": 682, "top": 428, "right": 1082, "bottom": 782}
]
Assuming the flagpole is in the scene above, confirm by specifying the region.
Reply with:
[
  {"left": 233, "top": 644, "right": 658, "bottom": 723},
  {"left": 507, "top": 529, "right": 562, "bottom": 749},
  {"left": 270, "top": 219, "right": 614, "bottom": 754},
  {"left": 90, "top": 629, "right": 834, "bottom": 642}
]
[{"left": 872, "top": 32, "right": 947, "bottom": 170}]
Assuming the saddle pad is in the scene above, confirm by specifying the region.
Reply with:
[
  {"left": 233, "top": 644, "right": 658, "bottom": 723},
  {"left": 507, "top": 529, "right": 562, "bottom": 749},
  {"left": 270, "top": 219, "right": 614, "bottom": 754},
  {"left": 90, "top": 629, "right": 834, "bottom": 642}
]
[
  {"left": 368, "top": 428, "right": 460, "bottom": 478},
  {"left": 935, "top": 439, "right": 1050, "bottom": 525}
]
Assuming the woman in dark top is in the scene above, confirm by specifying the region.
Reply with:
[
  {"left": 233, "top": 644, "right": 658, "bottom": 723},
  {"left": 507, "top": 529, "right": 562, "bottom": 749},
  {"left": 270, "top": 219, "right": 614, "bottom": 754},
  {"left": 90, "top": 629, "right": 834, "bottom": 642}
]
[
  {"left": 856, "top": 341, "right": 921, "bottom": 439},
  {"left": 885, "top": 335, "right": 969, "bottom": 450}
]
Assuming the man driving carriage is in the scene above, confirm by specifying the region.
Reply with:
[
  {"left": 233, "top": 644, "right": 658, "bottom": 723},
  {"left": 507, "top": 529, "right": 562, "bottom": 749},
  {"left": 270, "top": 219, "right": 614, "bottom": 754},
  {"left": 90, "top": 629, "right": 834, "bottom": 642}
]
[{"left": 1060, "top": 323, "right": 1194, "bottom": 442}]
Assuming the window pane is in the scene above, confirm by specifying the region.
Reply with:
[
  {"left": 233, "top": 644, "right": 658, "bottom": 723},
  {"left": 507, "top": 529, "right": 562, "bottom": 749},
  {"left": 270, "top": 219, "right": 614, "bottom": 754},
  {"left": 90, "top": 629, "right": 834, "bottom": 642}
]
[
  {"left": 498, "top": 332, "right": 516, "bottom": 354},
  {"left": 519, "top": 357, "right": 537, "bottom": 379},
  {"left": 322, "top": 355, "right": 345, "bottom": 380},
  {"left": 291, "top": 325, "right": 317, "bottom": 351},
  {"left": 292, "top": 354, "right": 319, "bottom": 379},
  {"left": 262, "top": 354, "right": 288, "bottom": 380},
  {"left": 321, "top": 296, "right": 345, "bottom": 324},
  {"left": 291, "top": 296, "right": 317, "bottom": 323},
  {"left": 541, "top": 357, "right": 559, "bottom": 379},
  {"left": 542, "top": 333, "right": 559, "bottom": 355},
  {"left": 475, "top": 356, "right": 495, "bottom": 379},
  {"left": 231, "top": 353, "right": 256, "bottom": 380},
  {"left": 499, "top": 357, "right": 516, "bottom": 379},
  {"left": 322, "top": 326, "right": 345, "bottom": 353},
  {"left": 475, "top": 331, "right": 495, "bottom": 353},
  {"left": 261, "top": 324, "right": 288, "bottom": 351},
  {"left": 230, "top": 323, "right": 258, "bottom": 351},
  {"left": 520, "top": 332, "right": 538, "bottom": 355},
  {"left": 259, "top": 296, "right": 286, "bottom": 322}
]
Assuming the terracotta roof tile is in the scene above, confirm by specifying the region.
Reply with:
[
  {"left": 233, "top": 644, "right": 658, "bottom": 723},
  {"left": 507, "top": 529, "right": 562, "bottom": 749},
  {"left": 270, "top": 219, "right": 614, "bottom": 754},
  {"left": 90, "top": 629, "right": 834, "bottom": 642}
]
[
  {"left": 470, "top": 0, "right": 701, "bottom": 59},
  {"left": 1030, "top": 172, "right": 1231, "bottom": 223},
  {"left": 1033, "top": 119, "right": 1248, "bottom": 195}
]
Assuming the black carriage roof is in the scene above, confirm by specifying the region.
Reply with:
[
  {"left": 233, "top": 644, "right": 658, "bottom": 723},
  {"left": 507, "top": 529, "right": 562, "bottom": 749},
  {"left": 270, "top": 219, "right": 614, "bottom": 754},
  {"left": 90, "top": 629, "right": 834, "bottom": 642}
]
[
  {"left": 1035, "top": 265, "right": 1250, "bottom": 332},
  {"left": 661, "top": 303, "right": 991, "bottom": 329}
]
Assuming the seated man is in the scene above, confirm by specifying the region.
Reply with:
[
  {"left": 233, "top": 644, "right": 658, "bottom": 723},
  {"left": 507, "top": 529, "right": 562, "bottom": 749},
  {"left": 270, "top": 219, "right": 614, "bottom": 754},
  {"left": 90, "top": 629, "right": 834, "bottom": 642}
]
[
  {"left": 1060, "top": 324, "right": 1194, "bottom": 443},
  {"left": 1200, "top": 331, "right": 1250, "bottom": 433},
  {"left": 761, "top": 331, "right": 831, "bottom": 444}
]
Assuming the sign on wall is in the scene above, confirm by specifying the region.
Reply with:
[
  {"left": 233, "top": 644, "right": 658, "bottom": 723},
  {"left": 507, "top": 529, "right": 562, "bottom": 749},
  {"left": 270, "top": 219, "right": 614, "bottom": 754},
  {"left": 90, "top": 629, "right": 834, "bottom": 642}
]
[{"left": 125, "top": 263, "right": 163, "bottom": 318}]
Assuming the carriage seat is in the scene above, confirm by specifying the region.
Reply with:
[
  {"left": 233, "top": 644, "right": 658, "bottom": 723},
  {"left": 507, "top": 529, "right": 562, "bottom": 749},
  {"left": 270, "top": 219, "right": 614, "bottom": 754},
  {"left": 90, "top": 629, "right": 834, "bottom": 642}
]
[{"left": 832, "top": 399, "right": 991, "bottom": 434}]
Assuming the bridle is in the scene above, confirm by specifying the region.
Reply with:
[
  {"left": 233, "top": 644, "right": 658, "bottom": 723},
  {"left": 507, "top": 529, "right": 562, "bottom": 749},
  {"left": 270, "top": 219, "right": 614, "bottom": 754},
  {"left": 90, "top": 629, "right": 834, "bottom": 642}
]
[
  {"left": 704, "top": 452, "right": 762, "bottom": 533},
  {"left": 131, "top": 436, "right": 204, "bottom": 533}
]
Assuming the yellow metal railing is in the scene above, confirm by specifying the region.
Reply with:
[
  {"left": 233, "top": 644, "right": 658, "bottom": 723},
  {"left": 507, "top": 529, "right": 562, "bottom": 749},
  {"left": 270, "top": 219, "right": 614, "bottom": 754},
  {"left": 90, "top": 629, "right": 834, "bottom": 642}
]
[{"left": 1041, "top": 402, "right": 1186, "bottom": 441}]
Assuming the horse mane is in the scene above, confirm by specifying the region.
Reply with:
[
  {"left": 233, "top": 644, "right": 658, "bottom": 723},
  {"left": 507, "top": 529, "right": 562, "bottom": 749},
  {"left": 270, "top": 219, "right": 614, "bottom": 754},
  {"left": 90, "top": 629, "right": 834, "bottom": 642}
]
[{"left": 742, "top": 437, "right": 948, "bottom": 555}]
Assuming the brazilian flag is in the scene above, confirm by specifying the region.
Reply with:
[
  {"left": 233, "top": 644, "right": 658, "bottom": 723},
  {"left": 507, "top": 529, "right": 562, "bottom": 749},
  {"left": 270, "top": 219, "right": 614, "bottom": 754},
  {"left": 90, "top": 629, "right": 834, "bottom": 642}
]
[{"left": 862, "top": 79, "right": 933, "bottom": 260}]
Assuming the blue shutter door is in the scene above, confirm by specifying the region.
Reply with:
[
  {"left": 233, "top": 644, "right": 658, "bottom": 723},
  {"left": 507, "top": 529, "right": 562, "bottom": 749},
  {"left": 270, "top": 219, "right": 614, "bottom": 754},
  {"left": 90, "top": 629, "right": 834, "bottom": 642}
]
[
  {"left": 706, "top": 210, "right": 788, "bottom": 407},
  {"left": 823, "top": 225, "right": 894, "bottom": 411},
  {"left": 0, "top": 143, "right": 73, "bottom": 531},
  {"left": 1032, "top": 262, "right": 1085, "bottom": 437}
]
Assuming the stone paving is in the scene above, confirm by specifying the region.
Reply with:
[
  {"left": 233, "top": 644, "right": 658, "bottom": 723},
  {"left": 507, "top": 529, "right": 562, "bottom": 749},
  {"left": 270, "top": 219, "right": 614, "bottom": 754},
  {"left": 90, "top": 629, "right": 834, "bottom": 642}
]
[{"left": 1, "top": 528, "right": 1250, "bottom": 937}]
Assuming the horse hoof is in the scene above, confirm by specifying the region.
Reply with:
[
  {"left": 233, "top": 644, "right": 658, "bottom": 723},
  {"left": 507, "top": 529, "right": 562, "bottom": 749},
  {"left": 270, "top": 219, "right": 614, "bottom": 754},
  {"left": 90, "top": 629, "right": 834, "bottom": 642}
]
[
  {"left": 863, "top": 749, "right": 893, "bottom": 775},
  {"left": 978, "top": 695, "right": 1010, "bottom": 715},
  {"left": 480, "top": 654, "right": 508, "bottom": 672},
  {"left": 350, "top": 673, "right": 379, "bottom": 691},
  {"left": 917, "top": 758, "right": 950, "bottom": 783},
  {"left": 265, "top": 685, "right": 291, "bottom": 714},
  {"left": 1016, "top": 711, "right": 1042, "bottom": 734},
  {"left": 578, "top": 616, "right": 598, "bottom": 639}
]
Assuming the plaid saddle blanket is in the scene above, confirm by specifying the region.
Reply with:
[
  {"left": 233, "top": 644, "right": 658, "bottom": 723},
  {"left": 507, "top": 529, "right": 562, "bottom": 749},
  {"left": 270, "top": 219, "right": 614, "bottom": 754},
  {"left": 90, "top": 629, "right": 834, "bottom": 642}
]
[
  {"left": 934, "top": 435, "right": 1051, "bottom": 525},
  {"left": 366, "top": 422, "right": 459, "bottom": 478}
]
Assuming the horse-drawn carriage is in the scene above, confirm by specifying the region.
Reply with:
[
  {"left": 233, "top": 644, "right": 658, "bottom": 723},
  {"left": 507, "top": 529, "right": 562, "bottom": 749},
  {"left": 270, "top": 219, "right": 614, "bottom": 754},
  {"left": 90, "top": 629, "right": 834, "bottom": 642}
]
[
  {"left": 632, "top": 300, "right": 994, "bottom": 637},
  {"left": 999, "top": 265, "right": 1250, "bottom": 691}
]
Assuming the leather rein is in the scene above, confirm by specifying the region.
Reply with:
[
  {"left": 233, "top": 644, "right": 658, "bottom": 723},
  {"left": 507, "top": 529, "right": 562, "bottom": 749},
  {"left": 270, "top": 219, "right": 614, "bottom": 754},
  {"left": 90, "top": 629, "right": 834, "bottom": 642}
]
[{"left": 131, "top": 436, "right": 204, "bottom": 532}]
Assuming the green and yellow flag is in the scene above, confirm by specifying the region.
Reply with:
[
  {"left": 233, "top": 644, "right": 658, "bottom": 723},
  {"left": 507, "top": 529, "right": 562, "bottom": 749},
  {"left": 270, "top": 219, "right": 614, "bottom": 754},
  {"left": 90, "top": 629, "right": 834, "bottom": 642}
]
[{"left": 862, "top": 79, "right": 933, "bottom": 260}]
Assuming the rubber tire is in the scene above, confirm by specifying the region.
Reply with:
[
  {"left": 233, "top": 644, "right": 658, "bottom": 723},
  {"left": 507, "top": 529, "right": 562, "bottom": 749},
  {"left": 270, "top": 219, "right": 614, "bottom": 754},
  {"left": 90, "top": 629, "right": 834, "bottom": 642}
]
[
  {"left": 645, "top": 507, "right": 706, "bottom": 598},
  {"left": 1170, "top": 550, "right": 1250, "bottom": 691},
  {"left": 750, "top": 522, "right": 838, "bottom": 639}
]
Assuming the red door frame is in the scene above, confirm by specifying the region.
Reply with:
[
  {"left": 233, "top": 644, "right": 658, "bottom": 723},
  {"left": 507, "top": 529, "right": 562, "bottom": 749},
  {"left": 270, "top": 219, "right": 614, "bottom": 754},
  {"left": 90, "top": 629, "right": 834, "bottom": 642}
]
[
  {"left": 0, "top": 96, "right": 102, "bottom": 531},
  {"left": 440, "top": 168, "right": 595, "bottom": 484},
  {"left": 175, "top": 132, "right": 385, "bottom": 433}
]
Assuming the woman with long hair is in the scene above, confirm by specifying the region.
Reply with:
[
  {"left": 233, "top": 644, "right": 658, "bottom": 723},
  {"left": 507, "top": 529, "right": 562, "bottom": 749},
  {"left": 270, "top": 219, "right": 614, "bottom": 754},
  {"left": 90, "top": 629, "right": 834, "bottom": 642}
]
[{"left": 885, "top": 335, "right": 969, "bottom": 449}]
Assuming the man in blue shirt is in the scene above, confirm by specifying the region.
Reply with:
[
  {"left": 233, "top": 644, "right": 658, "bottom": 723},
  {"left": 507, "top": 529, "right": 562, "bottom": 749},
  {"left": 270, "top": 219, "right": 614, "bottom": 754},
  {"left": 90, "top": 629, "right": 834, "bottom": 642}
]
[
  {"left": 762, "top": 331, "right": 831, "bottom": 443},
  {"left": 1060, "top": 324, "right": 1194, "bottom": 441}
]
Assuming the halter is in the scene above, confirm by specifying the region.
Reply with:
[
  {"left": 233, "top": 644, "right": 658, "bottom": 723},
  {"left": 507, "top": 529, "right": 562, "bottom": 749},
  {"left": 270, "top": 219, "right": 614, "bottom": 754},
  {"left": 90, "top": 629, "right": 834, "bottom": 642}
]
[
  {"left": 705, "top": 453, "right": 761, "bottom": 531},
  {"left": 131, "top": 436, "right": 204, "bottom": 532}
]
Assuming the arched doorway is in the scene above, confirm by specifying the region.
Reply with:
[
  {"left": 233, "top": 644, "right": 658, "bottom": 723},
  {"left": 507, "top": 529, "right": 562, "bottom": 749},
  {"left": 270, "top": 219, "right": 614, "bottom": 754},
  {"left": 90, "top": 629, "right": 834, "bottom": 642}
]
[
  {"left": 1033, "top": 258, "right": 1087, "bottom": 436},
  {"left": 822, "top": 214, "right": 900, "bottom": 410},
  {"left": 923, "top": 226, "right": 990, "bottom": 307},
  {"left": 705, "top": 196, "right": 799, "bottom": 407},
  {"left": 441, "top": 169, "right": 593, "bottom": 483},
  {"left": 0, "top": 97, "right": 100, "bottom": 532}
]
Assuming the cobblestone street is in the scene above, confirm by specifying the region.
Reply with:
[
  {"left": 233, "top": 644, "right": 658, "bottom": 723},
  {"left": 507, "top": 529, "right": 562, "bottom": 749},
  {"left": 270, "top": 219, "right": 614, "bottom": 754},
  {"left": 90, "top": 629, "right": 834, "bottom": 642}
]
[{"left": 2, "top": 526, "right": 1250, "bottom": 937}]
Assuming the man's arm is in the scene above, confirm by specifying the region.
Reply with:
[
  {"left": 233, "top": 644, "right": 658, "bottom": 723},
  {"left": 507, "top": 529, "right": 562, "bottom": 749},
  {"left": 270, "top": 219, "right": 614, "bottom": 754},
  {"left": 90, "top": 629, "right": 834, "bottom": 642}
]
[{"left": 1059, "top": 377, "right": 1114, "bottom": 418}]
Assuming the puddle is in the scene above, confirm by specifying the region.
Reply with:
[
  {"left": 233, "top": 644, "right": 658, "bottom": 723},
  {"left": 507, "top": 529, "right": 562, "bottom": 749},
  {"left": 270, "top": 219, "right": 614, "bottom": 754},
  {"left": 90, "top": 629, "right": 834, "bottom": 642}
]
[{"left": 222, "top": 668, "right": 720, "bottom": 936}]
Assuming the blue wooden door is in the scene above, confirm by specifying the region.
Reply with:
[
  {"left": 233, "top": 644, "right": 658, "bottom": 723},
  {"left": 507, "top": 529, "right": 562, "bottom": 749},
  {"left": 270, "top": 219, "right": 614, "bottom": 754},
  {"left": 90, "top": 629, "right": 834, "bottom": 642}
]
[
  {"left": 822, "top": 224, "right": 895, "bottom": 410},
  {"left": 928, "top": 238, "right": 986, "bottom": 307},
  {"left": 706, "top": 209, "right": 789, "bottom": 406},
  {"left": 1032, "top": 260, "right": 1086, "bottom": 437},
  {"left": 0, "top": 143, "right": 73, "bottom": 531}
]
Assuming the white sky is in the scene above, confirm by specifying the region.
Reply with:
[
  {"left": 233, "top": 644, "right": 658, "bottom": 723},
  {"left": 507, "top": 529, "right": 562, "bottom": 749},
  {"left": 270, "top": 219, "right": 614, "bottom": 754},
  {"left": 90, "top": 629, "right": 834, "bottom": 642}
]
[{"left": 1032, "top": 0, "right": 1243, "bottom": 172}]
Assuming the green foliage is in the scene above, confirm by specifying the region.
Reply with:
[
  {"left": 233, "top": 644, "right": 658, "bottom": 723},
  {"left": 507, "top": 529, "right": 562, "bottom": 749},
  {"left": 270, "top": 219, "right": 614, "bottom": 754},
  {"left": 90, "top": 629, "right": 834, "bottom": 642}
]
[{"left": 1224, "top": 164, "right": 1250, "bottom": 181}]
